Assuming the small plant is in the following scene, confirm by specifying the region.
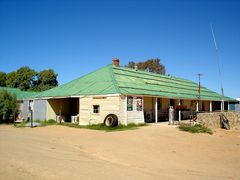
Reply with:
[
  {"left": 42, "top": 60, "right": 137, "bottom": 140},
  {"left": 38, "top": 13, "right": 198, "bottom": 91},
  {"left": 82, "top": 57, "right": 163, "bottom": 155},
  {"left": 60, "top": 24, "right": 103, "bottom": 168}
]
[
  {"left": 59, "top": 123, "right": 146, "bottom": 132},
  {"left": 14, "top": 119, "right": 146, "bottom": 131},
  {"left": 34, "top": 119, "right": 57, "bottom": 126},
  {"left": 15, "top": 121, "right": 27, "bottom": 128},
  {"left": 178, "top": 123, "right": 213, "bottom": 135}
]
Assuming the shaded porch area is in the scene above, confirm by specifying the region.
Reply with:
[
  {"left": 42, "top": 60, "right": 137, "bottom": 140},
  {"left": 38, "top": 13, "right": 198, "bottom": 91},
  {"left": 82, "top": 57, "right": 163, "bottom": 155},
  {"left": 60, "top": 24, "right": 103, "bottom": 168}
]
[
  {"left": 47, "top": 98, "right": 79, "bottom": 123},
  {"left": 143, "top": 96, "right": 224, "bottom": 123}
]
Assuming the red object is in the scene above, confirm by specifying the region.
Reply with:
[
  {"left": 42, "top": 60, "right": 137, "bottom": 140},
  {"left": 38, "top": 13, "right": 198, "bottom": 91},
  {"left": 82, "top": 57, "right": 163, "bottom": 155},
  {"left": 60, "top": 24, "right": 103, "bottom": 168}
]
[{"left": 112, "top": 58, "right": 120, "bottom": 66}]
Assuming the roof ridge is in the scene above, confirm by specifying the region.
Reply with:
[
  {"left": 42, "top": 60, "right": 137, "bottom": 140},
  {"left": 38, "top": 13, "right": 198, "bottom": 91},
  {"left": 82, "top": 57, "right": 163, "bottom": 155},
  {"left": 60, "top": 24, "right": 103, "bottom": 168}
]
[
  {"left": 35, "top": 65, "right": 113, "bottom": 97},
  {"left": 109, "top": 65, "right": 121, "bottom": 94}
]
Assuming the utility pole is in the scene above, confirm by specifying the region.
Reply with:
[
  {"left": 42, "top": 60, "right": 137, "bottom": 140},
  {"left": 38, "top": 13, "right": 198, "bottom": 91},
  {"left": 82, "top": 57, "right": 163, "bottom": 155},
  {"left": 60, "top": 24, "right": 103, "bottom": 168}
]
[{"left": 196, "top": 73, "right": 203, "bottom": 99}]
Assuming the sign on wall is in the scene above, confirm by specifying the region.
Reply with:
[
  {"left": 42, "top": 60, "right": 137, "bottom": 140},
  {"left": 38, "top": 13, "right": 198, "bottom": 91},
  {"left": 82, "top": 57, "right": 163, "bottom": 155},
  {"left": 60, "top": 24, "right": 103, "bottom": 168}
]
[
  {"left": 137, "top": 97, "right": 143, "bottom": 111},
  {"left": 127, "top": 96, "right": 133, "bottom": 111}
]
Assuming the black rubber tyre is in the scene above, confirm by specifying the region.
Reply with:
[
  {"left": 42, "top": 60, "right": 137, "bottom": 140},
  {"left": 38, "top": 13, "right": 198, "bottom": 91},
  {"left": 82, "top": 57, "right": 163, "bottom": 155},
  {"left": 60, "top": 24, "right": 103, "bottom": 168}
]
[
  {"left": 145, "top": 112, "right": 152, "bottom": 123},
  {"left": 104, "top": 114, "right": 118, "bottom": 127}
]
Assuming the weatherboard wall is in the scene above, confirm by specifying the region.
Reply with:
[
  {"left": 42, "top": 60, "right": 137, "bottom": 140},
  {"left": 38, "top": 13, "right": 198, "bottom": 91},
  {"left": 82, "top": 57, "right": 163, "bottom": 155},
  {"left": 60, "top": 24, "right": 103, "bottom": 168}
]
[
  {"left": 79, "top": 95, "right": 121, "bottom": 125},
  {"left": 126, "top": 95, "right": 145, "bottom": 124}
]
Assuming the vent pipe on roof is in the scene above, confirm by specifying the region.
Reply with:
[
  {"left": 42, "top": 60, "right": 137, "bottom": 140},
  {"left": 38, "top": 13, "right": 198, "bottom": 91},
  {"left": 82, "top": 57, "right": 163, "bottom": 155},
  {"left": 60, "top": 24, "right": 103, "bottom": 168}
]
[{"left": 112, "top": 58, "right": 120, "bottom": 66}]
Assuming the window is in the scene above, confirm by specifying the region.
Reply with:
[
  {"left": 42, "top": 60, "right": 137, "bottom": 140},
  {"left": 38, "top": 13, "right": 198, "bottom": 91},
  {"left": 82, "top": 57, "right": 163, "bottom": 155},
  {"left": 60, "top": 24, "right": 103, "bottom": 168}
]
[{"left": 93, "top": 105, "right": 100, "bottom": 114}]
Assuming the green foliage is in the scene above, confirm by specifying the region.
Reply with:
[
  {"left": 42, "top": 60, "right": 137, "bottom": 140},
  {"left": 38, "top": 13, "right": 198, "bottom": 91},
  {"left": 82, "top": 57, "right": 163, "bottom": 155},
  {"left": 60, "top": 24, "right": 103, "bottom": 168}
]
[
  {"left": 0, "top": 90, "right": 18, "bottom": 123},
  {"left": 34, "top": 119, "right": 57, "bottom": 126},
  {"left": 5, "top": 72, "right": 17, "bottom": 88},
  {"left": 3, "top": 66, "right": 58, "bottom": 92},
  {"left": 32, "top": 69, "right": 58, "bottom": 91},
  {"left": 19, "top": 120, "right": 146, "bottom": 131},
  {"left": 6, "top": 66, "right": 37, "bottom": 91},
  {"left": 127, "top": 58, "right": 166, "bottom": 75},
  {"left": 178, "top": 123, "right": 213, "bottom": 134},
  {"left": 0, "top": 72, "right": 7, "bottom": 86}
]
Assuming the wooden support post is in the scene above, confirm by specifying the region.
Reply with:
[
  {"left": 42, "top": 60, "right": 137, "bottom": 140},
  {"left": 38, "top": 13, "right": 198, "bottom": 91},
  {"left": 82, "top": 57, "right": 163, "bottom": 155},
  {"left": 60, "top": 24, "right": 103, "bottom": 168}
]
[
  {"left": 210, "top": 101, "right": 212, "bottom": 112},
  {"left": 125, "top": 96, "right": 128, "bottom": 126},
  {"left": 178, "top": 99, "right": 181, "bottom": 121},
  {"left": 196, "top": 101, "right": 199, "bottom": 112},
  {"left": 155, "top": 97, "right": 158, "bottom": 123},
  {"left": 221, "top": 101, "right": 223, "bottom": 112}
]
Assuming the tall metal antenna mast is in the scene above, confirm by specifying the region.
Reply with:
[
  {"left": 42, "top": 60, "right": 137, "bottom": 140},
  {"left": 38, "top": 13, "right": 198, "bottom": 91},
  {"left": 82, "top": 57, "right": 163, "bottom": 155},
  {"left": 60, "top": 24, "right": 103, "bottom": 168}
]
[{"left": 210, "top": 23, "right": 224, "bottom": 112}]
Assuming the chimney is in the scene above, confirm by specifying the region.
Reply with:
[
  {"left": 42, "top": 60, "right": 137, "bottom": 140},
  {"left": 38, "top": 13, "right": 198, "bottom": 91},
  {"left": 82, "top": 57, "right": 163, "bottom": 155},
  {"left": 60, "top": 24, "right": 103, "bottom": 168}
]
[
  {"left": 134, "top": 65, "right": 138, "bottom": 71},
  {"left": 112, "top": 58, "right": 120, "bottom": 66}
]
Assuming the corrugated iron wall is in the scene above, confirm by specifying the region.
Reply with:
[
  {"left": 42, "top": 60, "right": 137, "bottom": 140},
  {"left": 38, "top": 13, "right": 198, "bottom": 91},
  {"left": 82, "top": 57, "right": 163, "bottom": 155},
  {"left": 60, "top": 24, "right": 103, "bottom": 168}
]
[
  {"left": 33, "top": 99, "right": 46, "bottom": 121},
  {"left": 23, "top": 100, "right": 30, "bottom": 120},
  {"left": 236, "top": 103, "right": 240, "bottom": 112}
]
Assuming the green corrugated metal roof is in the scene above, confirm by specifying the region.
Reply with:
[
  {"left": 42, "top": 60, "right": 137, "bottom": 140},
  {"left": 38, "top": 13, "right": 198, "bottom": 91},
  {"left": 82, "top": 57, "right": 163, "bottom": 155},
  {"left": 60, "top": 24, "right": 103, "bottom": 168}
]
[
  {"left": 113, "top": 66, "right": 232, "bottom": 101},
  {"left": 0, "top": 87, "right": 39, "bottom": 101},
  {"left": 35, "top": 64, "right": 233, "bottom": 101},
  {"left": 36, "top": 65, "right": 119, "bottom": 98}
]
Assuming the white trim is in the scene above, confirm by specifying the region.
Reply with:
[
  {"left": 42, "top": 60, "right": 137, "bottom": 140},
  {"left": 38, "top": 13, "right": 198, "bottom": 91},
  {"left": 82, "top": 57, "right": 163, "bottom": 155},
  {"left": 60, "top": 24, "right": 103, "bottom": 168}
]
[
  {"left": 178, "top": 99, "right": 181, "bottom": 121},
  {"left": 221, "top": 101, "right": 224, "bottom": 112},
  {"left": 27, "top": 93, "right": 224, "bottom": 102},
  {"left": 210, "top": 101, "right": 212, "bottom": 112},
  {"left": 196, "top": 101, "right": 199, "bottom": 112},
  {"left": 80, "top": 94, "right": 121, "bottom": 98},
  {"left": 122, "top": 94, "right": 223, "bottom": 102},
  {"left": 125, "top": 96, "right": 128, "bottom": 126}
]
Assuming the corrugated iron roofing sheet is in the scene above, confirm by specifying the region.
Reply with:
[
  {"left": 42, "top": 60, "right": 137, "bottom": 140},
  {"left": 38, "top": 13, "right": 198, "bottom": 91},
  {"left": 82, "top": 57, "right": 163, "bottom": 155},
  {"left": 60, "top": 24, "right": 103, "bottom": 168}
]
[
  {"left": 0, "top": 87, "right": 39, "bottom": 100},
  {"left": 34, "top": 64, "right": 233, "bottom": 101}
]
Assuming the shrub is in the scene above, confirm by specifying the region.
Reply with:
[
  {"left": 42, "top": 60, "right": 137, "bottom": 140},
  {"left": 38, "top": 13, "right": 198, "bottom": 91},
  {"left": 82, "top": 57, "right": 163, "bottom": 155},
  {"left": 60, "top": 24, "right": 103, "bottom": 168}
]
[
  {"left": 0, "top": 90, "right": 18, "bottom": 123},
  {"left": 178, "top": 123, "right": 213, "bottom": 134}
]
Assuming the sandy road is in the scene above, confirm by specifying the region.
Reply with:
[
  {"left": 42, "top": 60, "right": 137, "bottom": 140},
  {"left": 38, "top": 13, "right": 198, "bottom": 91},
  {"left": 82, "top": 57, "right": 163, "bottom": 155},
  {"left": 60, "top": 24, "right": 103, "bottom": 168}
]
[{"left": 0, "top": 124, "right": 240, "bottom": 180}]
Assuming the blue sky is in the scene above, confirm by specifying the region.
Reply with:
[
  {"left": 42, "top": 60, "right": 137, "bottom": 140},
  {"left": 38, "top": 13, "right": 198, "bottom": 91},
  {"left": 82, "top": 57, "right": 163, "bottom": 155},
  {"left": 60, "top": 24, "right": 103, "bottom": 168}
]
[{"left": 0, "top": 0, "right": 239, "bottom": 98}]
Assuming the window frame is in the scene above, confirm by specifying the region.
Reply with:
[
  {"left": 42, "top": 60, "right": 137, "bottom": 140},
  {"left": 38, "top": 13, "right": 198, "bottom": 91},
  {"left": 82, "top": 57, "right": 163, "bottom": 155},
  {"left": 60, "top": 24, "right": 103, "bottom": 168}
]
[{"left": 92, "top": 105, "right": 100, "bottom": 114}]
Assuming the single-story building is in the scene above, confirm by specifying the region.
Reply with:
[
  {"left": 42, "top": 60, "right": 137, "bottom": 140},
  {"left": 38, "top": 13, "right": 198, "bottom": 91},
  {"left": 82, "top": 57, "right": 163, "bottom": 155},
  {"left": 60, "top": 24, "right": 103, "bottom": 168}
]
[{"left": 26, "top": 59, "right": 236, "bottom": 126}]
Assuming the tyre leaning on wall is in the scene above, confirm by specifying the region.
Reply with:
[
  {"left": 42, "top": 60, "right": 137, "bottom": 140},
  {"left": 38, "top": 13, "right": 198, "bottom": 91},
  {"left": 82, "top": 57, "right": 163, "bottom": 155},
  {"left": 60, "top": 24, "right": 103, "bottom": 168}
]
[{"left": 104, "top": 114, "right": 118, "bottom": 127}]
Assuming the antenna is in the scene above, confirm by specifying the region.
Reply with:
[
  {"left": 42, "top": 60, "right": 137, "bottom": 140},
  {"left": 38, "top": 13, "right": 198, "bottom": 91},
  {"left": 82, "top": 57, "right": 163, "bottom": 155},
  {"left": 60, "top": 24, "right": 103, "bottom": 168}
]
[{"left": 210, "top": 23, "right": 224, "bottom": 112}]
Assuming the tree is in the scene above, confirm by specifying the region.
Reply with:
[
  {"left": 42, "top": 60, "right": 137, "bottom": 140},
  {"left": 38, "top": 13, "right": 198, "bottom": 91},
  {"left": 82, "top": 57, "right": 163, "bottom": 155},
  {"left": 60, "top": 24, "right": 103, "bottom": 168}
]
[
  {"left": 0, "top": 72, "right": 7, "bottom": 87},
  {"left": 126, "top": 58, "right": 166, "bottom": 75},
  {"left": 6, "top": 66, "right": 37, "bottom": 91},
  {"left": 5, "top": 71, "right": 18, "bottom": 88},
  {"left": 0, "top": 90, "right": 18, "bottom": 123},
  {"left": 33, "top": 69, "right": 58, "bottom": 91},
  {"left": 4, "top": 66, "right": 58, "bottom": 92}
]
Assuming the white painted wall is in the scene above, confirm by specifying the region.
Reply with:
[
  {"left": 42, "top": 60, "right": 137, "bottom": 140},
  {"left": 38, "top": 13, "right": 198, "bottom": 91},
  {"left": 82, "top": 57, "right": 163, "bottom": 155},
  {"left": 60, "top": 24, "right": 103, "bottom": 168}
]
[
  {"left": 119, "top": 95, "right": 127, "bottom": 125},
  {"left": 79, "top": 95, "right": 145, "bottom": 125},
  {"left": 79, "top": 96, "right": 120, "bottom": 125},
  {"left": 126, "top": 95, "right": 145, "bottom": 124}
]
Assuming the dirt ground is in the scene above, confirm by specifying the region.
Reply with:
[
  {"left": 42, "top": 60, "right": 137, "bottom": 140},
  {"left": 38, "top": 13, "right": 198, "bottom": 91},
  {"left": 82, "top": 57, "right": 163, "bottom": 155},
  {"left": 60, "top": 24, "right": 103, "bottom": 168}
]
[{"left": 0, "top": 124, "right": 240, "bottom": 180}]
